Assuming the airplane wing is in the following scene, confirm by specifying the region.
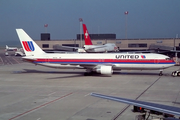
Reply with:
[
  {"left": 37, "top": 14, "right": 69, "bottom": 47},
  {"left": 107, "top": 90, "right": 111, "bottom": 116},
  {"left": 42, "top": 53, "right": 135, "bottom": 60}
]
[
  {"left": 60, "top": 46, "right": 80, "bottom": 49},
  {"left": 84, "top": 45, "right": 117, "bottom": 51},
  {"left": 55, "top": 46, "right": 86, "bottom": 52},
  {"left": 56, "top": 45, "right": 81, "bottom": 50},
  {"left": 170, "top": 50, "right": 180, "bottom": 53},
  {"left": 85, "top": 45, "right": 107, "bottom": 50},
  {"left": 91, "top": 93, "right": 180, "bottom": 117},
  {"left": 61, "top": 45, "right": 111, "bottom": 52}
]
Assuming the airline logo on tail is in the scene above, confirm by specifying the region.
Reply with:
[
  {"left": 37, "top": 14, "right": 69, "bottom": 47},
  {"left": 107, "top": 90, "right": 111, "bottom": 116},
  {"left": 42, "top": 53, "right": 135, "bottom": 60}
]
[
  {"left": 83, "top": 24, "right": 92, "bottom": 45},
  {"left": 85, "top": 30, "right": 89, "bottom": 39},
  {"left": 22, "top": 41, "right": 35, "bottom": 51}
]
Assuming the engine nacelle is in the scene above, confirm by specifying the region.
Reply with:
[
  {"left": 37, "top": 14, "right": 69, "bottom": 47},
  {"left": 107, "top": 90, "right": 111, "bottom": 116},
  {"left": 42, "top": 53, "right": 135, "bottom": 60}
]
[{"left": 96, "top": 66, "right": 113, "bottom": 76}]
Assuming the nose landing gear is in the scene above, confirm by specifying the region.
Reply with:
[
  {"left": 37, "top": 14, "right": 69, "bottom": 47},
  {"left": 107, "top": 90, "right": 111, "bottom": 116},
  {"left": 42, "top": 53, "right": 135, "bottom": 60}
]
[{"left": 159, "top": 70, "right": 163, "bottom": 76}]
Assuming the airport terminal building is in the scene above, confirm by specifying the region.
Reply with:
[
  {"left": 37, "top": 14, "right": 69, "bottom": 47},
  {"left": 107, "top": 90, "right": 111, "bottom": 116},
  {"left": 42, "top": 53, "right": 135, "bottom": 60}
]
[{"left": 35, "top": 33, "right": 180, "bottom": 53}]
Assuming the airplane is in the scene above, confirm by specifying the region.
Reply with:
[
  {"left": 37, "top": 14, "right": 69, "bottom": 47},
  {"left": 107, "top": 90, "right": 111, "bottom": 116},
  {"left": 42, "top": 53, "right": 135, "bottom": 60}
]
[
  {"left": 5, "top": 45, "right": 18, "bottom": 51},
  {"left": 14, "top": 49, "right": 25, "bottom": 56},
  {"left": 82, "top": 24, "right": 118, "bottom": 53},
  {"left": 91, "top": 93, "right": 180, "bottom": 120},
  {"left": 5, "top": 45, "right": 24, "bottom": 56},
  {"left": 16, "top": 29, "right": 175, "bottom": 76},
  {"left": 59, "top": 24, "right": 118, "bottom": 53}
]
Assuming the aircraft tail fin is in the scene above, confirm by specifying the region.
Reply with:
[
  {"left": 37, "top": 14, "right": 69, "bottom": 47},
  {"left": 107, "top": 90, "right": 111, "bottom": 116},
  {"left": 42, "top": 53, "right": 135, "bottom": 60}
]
[
  {"left": 83, "top": 24, "right": 93, "bottom": 45},
  {"left": 16, "top": 29, "right": 45, "bottom": 56},
  {"left": 6, "top": 45, "right": 8, "bottom": 49}
]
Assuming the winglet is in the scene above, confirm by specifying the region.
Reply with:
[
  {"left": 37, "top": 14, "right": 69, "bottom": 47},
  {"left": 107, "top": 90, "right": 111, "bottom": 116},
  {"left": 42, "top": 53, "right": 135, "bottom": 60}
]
[{"left": 83, "top": 24, "right": 93, "bottom": 45}]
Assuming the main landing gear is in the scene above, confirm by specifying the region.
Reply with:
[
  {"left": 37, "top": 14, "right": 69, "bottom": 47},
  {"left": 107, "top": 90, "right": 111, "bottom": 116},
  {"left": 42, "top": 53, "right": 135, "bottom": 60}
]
[
  {"left": 84, "top": 71, "right": 93, "bottom": 76},
  {"left": 84, "top": 71, "right": 99, "bottom": 76},
  {"left": 172, "top": 70, "right": 180, "bottom": 77},
  {"left": 84, "top": 69, "right": 98, "bottom": 76}
]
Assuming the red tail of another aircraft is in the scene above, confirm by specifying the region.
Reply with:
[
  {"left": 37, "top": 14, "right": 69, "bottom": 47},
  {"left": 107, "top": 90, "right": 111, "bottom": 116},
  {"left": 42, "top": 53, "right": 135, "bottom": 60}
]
[{"left": 83, "top": 24, "right": 93, "bottom": 45}]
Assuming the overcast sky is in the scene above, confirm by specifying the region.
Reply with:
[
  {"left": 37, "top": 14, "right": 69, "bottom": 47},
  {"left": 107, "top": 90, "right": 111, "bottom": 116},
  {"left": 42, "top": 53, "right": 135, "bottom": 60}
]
[{"left": 0, "top": 0, "right": 180, "bottom": 45}]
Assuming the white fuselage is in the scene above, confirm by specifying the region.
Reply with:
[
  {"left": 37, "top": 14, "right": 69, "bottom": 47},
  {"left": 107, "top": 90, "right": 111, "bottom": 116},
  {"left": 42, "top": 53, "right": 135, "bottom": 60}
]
[
  {"left": 6, "top": 47, "right": 18, "bottom": 51},
  {"left": 23, "top": 52, "right": 175, "bottom": 70}
]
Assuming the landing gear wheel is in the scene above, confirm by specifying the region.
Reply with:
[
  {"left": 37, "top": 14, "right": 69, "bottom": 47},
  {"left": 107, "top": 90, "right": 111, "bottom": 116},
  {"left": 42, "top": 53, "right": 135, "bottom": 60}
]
[
  {"left": 172, "top": 72, "right": 175, "bottom": 77},
  {"left": 84, "top": 72, "right": 91, "bottom": 76},
  {"left": 178, "top": 72, "right": 180, "bottom": 76},
  {"left": 171, "top": 71, "right": 180, "bottom": 77},
  {"left": 84, "top": 71, "right": 96, "bottom": 76},
  {"left": 159, "top": 73, "right": 163, "bottom": 76}
]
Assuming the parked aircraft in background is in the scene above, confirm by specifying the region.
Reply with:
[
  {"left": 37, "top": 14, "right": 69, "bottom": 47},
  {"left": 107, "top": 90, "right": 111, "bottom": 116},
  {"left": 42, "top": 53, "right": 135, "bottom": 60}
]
[
  {"left": 14, "top": 49, "right": 25, "bottom": 56},
  {"left": 60, "top": 23, "right": 118, "bottom": 53},
  {"left": 5, "top": 45, "right": 18, "bottom": 51},
  {"left": 16, "top": 29, "right": 175, "bottom": 76},
  {"left": 91, "top": 93, "right": 180, "bottom": 120},
  {"left": 82, "top": 24, "right": 118, "bottom": 53},
  {"left": 5, "top": 45, "right": 24, "bottom": 56}
]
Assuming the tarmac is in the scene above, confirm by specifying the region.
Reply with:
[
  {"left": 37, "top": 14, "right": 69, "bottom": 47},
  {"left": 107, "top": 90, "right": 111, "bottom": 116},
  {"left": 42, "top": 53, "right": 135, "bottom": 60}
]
[{"left": 0, "top": 50, "right": 180, "bottom": 120}]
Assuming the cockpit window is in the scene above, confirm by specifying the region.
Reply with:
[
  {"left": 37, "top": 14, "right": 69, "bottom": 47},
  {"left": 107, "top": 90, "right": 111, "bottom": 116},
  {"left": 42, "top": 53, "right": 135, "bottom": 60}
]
[{"left": 166, "top": 58, "right": 171, "bottom": 60}]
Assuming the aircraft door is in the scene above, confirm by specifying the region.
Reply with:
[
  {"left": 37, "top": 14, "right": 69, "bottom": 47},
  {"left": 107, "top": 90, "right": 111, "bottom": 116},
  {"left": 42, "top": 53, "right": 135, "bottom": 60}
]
[
  {"left": 154, "top": 58, "right": 159, "bottom": 64},
  {"left": 45, "top": 56, "right": 49, "bottom": 63},
  {"left": 99, "top": 59, "right": 105, "bottom": 63}
]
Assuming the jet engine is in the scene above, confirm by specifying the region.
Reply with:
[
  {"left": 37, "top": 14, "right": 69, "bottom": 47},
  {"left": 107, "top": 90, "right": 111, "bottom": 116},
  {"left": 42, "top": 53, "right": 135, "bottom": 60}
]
[{"left": 96, "top": 66, "right": 113, "bottom": 76}]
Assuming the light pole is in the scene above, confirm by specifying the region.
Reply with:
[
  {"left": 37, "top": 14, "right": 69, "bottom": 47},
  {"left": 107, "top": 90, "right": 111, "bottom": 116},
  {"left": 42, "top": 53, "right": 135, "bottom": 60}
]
[
  {"left": 174, "top": 34, "right": 178, "bottom": 64},
  {"left": 79, "top": 18, "right": 83, "bottom": 47},
  {"left": 44, "top": 24, "right": 48, "bottom": 33},
  {"left": 124, "top": 11, "right": 128, "bottom": 39}
]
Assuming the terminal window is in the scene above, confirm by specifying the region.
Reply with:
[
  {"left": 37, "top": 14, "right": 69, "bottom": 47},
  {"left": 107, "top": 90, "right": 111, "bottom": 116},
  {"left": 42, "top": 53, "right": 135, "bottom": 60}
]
[
  {"left": 156, "top": 40, "right": 163, "bottom": 43},
  {"left": 97, "top": 41, "right": 102, "bottom": 44},
  {"left": 62, "top": 44, "right": 79, "bottom": 47},
  {"left": 42, "top": 44, "right": 49, "bottom": 48},
  {"left": 128, "top": 44, "right": 147, "bottom": 48},
  {"left": 116, "top": 41, "right": 121, "bottom": 44}
]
